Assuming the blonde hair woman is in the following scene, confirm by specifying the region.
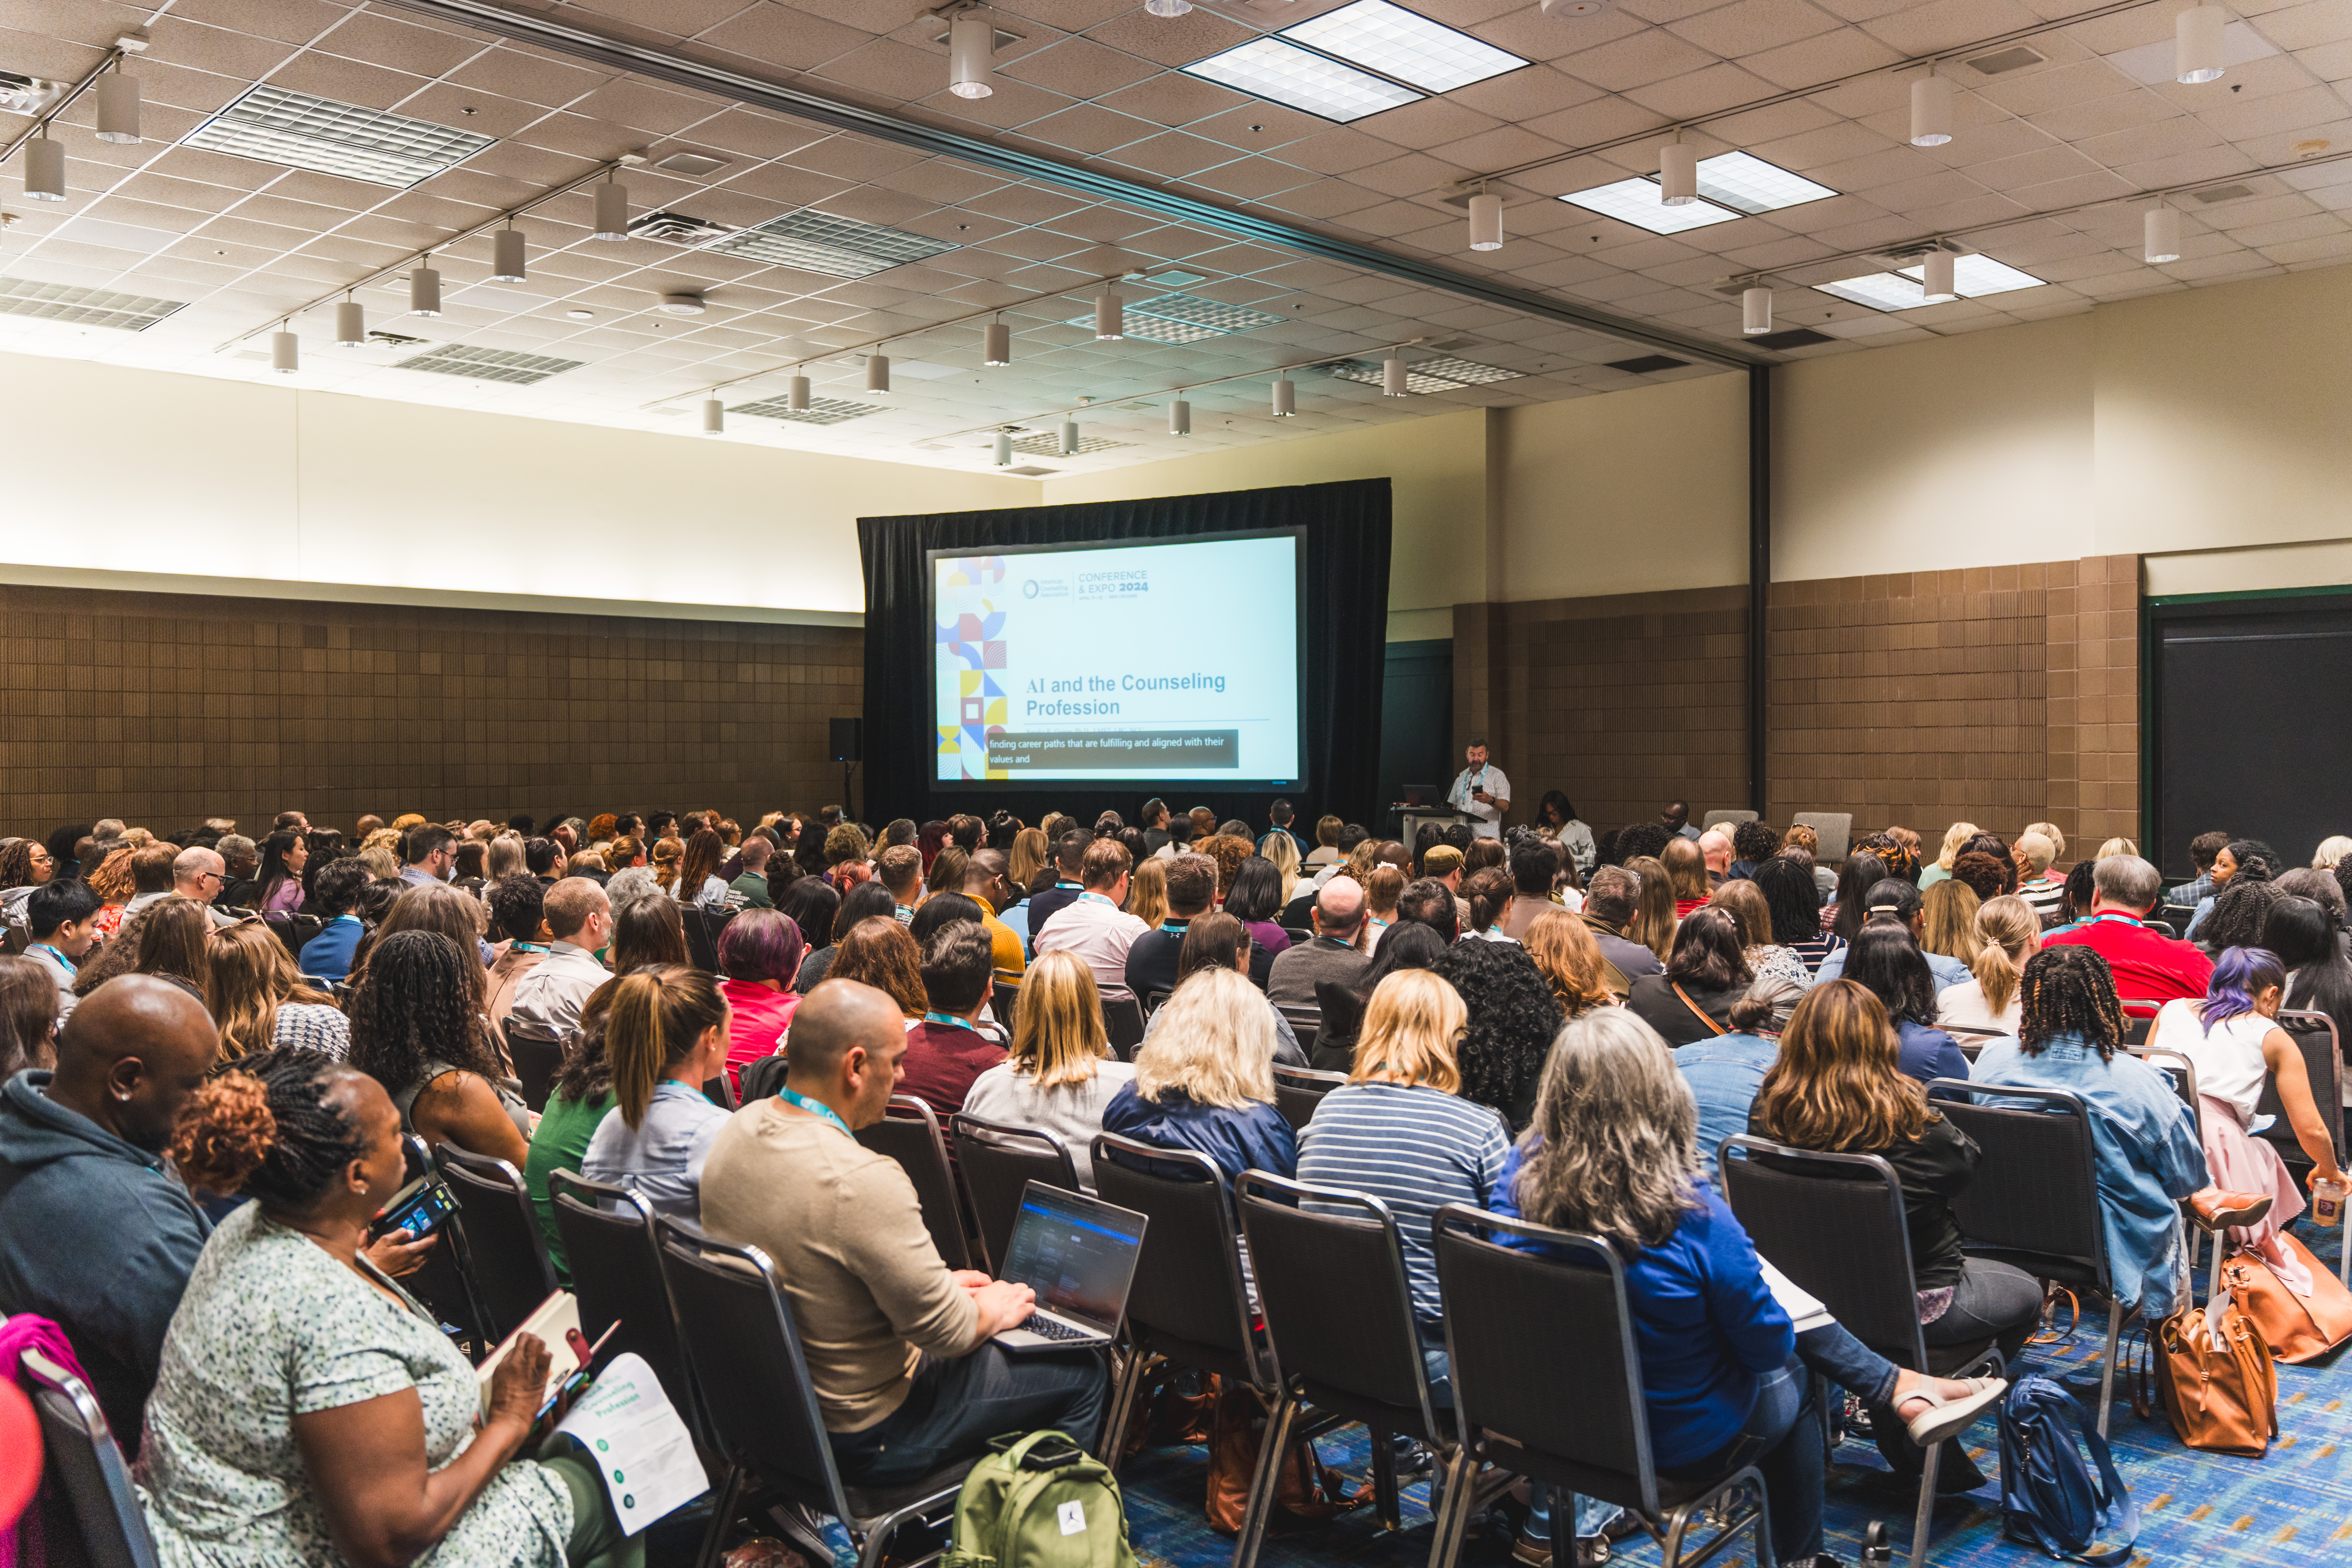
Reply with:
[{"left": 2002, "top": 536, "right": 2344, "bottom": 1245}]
[
  {"left": 1306, "top": 814, "right": 1345, "bottom": 868},
  {"left": 2313, "top": 835, "right": 2352, "bottom": 871},
  {"left": 1919, "top": 880, "right": 1983, "bottom": 965},
  {"left": 1100, "top": 964, "right": 1296, "bottom": 1180},
  {"left": 962, "top": 950, "right": 1137, "bottom": 1189},
  {"left": 2023, "top": 821, "right": 2067, "bottom": 864},
  {"left": 1124, "top": 855, "right": 1168, "bottom": 933},
  {"left": 1362, "top": 863, "right": 1405, "bottom": 952},
  {"left": 1623, "top": 855, "right": 1680, "bottom": 967},
  {"left": 2096, "top": 837, "right": 2139, "bottom": 860},
  {"left": 1937, "top": 894, "right": 2040, "bottom": 1034},
  {"left": 1008, "top": 826, "right": 1048, "bottom": 893},
  {"left": 357, "top": 844, "right": 401, "bottom": 882},
  {"left": 1296, "top": 969, "right": 1508, "bottom": 1336},
  {"left": 1918, "top": 822, "right": 1979, "bottom": 889},
  {"left": 485, "top": 834, "right": 526, "bottom": 881},
  {"left": 205, "top": 920, "right": 349, "bottom": 1062},
  {"left": 1263, "top": 830, "right": 1302, "bottom": 908}
]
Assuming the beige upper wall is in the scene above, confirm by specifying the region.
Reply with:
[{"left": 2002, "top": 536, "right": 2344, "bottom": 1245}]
[{"left": 0, "top": 351, "right": 1040, "bottom": 617}]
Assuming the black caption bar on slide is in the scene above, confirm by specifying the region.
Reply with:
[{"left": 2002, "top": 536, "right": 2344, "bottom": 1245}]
[{"left": 986, "top": 730, "right": 1239, "bottom": 770}]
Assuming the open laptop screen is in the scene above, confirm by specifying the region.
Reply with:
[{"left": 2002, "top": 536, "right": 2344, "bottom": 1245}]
[{"left": 997, "top": 1186, "right": 1146, "bottom": 1332}]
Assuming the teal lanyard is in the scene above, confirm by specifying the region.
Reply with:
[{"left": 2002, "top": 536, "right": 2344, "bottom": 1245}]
[
  {"left": 1077, "top": 891, "right": 1114, "bottom": 908},
  {"left": 1159, "top": 920, "right": 1191, "bottom": 934},
  {"left": 923, "top": 1010, "right": 977, "bottom": 1033},
  {"left": 31, "top": 944, "right": 74, "bottom": 976},
  {"left": 776, "top": 1086, "right": 854, "bottom": 1140},
  {"left": 510, "top": 942, "right": 549, "bottom": 954}
]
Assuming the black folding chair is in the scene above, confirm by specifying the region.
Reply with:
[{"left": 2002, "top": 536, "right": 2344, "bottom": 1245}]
[
  {"left": 21, "top": 1345, "right": 164, "bottom": 1568},
  {"left": 1104, "top": 994, "right": 1147, "bottom": 1060},
  {"left": 703, "top": 1072, "right": 737, "bottom": 1111},
  {"left": 1431, "top": 1207, "right": 1770, "bottom": 1568},
  {"left": 1275, "top": 1002, "right": 1320, "bottom": 1061},
  {"left": 1718, "top": 1136, "right": 2004, "bottom": 1568},
  {"left": 951, "top": 1115, "right": 1081, "bottom": 1273},
  {"left": 681, "top": 903, "right": 735, "bottom": 971},
  {"left": 655, "top": 1217, "right": 971, "bottom": 1568},
  {"left": 1271, "top": 1064, "right": 1347, "bottom": 1132},
  {"left": 503, "top": 1017, "right": 569, "bottom": 1113},
  {"left": 2268, "top": 1010, "right": 2350, "bottom": 1286},
  {"left": 738, "top": 1054, "right": 789, "bottom": 1103},
  {"left": 1314, "top": 979, "right": 1366, "bottom": 1068},
  {"left": 1239, "top": 1172, "right": 1476, "bottom": 1548},
  {"left": 434, "top": 1144, "right": 559, "bottom": 1343},
  {"left": 2121, "top": 1003, "right": 2160, "bottom": 1049},
  {"left": 990, "top": 976, "right": 1020, "bottom": 1032},
  {"left": 1281, "top": 926, "right": 1313, "bottom": 947},
  {"left": 2128, "top": 1046, "right": 2214, "bottom": 1277},
  {"left": 2160, "top": 903, "right": 2199, "bottom": 935},
  {"left": 855, "top": 1095, "right": 972, "bottom": 1271},
  {"left": 1090, "top": 1131, "right": 1274, "bottom": 1482},
  {"left": 399, "top": 1133, "right": 490, "bottom": 1345},
  {"left": 1143, "top": 988, "right": 1172, "bottom": 1018},
  {"left": 1930, "top": 1082, "right": 2126, "bottom": 1435},
  {"left": 547, "top": 1169, "right": 707, "bottom": 1447}
]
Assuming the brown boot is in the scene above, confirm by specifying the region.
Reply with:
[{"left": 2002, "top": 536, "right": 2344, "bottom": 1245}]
[{"left": 2188, "top": 1188, "right": 2273, "bottom": 1232}]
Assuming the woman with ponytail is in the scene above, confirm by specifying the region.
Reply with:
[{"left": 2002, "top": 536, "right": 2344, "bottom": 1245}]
[
  {"left": 1936, "top": 894, "right": 2040, "bottom": 1034},
  {"left": 142, "top": 1048, "right": 640, "bottom": 1568},
  {"left": 580, "top": 966, "right": 732, "bottom": 1223}
]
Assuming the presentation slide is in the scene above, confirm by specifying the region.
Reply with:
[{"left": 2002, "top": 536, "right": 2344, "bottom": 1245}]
[{"left": 932, "top": 531, "right": 1303, "bottom": 786}]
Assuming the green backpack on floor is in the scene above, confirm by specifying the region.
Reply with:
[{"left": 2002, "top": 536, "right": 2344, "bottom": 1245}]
[{"left": 942, "top": 1430, "right": 1137, "bottom": 1568}]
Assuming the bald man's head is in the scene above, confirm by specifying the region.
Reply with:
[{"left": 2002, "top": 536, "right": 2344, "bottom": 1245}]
[
  {"left": 782, "top": 978, "right": 908, "bottom": 1127},
  {"left": 1314, "top": 875, "right": 1366, "bottom": 940},
  {"left": 740, "top": 836, "right": 771, "bottom": 870},
  {"left": 173, "top": 845, "right": 226, "bottom": 905},
  {"left": 50, "top": 975, "right": 220, "bottom": 1153}
]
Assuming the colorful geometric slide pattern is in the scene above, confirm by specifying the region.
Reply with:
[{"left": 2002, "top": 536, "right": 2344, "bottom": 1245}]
[{"left": 935, "top": 555, "right": 1012, "bottom": 780}]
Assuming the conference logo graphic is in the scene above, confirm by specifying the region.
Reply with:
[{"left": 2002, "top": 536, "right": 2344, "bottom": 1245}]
[{"left": 1023, "top": 579, "right": 1038, "bottom": 599}]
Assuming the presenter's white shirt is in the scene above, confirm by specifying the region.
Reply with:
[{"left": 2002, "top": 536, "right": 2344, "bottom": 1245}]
[{"left": 1448, "top": 766, "right": 1511, "bottom": 838}]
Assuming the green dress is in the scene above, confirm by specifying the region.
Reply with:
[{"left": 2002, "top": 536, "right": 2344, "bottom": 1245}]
[{"left": 526, "top": 1090, "right": 614, "bottom": 1282}]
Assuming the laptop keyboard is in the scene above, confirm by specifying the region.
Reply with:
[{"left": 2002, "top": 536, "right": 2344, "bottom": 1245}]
[{"left": 1016, "top": 1313, "right": 1093, "bottom": 1341}]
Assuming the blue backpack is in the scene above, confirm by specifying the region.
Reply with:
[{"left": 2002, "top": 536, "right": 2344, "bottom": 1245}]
[{"left": 1996, "top": 1377, "right": 2137, "bottom": 1565}]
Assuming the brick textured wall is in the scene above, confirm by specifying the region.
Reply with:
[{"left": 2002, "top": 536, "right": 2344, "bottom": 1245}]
[
  {"left": 1459, "top": 554, "right": 2139, "bottom": 854},
  {"left": 0, "top": 585, "right": 862, "bottom": 836}
]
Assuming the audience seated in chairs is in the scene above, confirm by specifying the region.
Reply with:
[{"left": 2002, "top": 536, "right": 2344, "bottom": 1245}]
[
  {"left": 483, "top": 873, "right": 550, "bottom": 1037},
  {"left": 1937, "top": 894, "right": 2040, "bottom": 1035},
  {"left": 1102, "top": 964, "right": 1296, "bottom": 1181},
  {"left": 581, "top": 966, "right": 732, "bottom": 1224},
  {"left": 297, "top": 859, "right": 373, "bottom": 982},
  {"left": 1139, "top": 911, "right": 1306, "bottom": 1065},
  {"left": 829, "top": 915, "right": 929, "bottom": 1026},
  {"left": 1815, "top": 880, "right": 1969, "bottom": 992},
  {"left": 713, "top": 907, "right": 804, "bottom": 1093},
  {"left": 1123, "top": 851, "right": 1216, "bottom": 1006},
  {"left": 1709, "top": 879, "right": 1812, "bottom": 1011},
  {"left": 2145, "top": 945, "right": 2347, "bottom": 1277},
  {"left": 1265, "top": 873, "right": 1371, "bottom": 1007},
  {"left": 1748, "top": 981, "right": 2041, "bottom": 1492},
  {"left": 0, "top": 952, "right": 60, "bottom": 1074},
  {"left": 524, "top": 990, "right": 617, "bottom": 1283},
  {"left": 2183, "top": 838, "right": 2281, "bottom": 943},
  {"left": 1622, "top": 854, "right": 1680, "bottom": 969},
  {"left": 1675, "top": 976, "right": 1805, "bottom": 1184},
  {"left": 1627, "top": 906, "right": 1756, "bottom": 1048},
  {"left": 22, "top": 879, "right": 102, "bottom": 1019},
  {"left": 899, "top": 921, "right": 1009, "bottom": 1121},
  {"left": 609, "top": 896, "right": 689, "bottom": 977},
  {"left": 1034, "top": 838, "right": 1149, "bottom": 1004},
  {"left": 2043, "top": 854, "right": 2214, "bottom": 1002},
  {"left": 1519, "top": 908, "right": 1618, "bottom": 1022},
  {"left": 1970, "top": 946, "right": 2269, "bottom": 1322},
  {"left": 1430, "top": 935, "right": 1560, "bottom": 1135},
  {"left": 701, "top": 979, "right": 1106, "bottom": 1484},
  {"left": 506, "top": 879, "right": 615, "bottom": 1037},
  {"left": 2269, "top": 893, "right": 2352, "bottom": 1050},
  {"left": 70, "top": 896, "right": 210, "bottom": 1000},
  {"left": 347, "top": 930, "right": 530, "bottom": 1167},
  {"left": 1577, "top": 864, "right": 1665, "bottom": 989},
  {"left": 1833, "top": 925, "right": 1972, "bottom": 1087},
  {"left": 1756, "top": 854, "right": 1839, "bottom": 978},
  {"left": 1493, "top": 1007, "right": 2006, "bottom": 1568},
  {"left": 145, "top": 1048, "right": 640, "bottom": 1568},
  {"left": 796, "top": 881, "right": 891, "bottom": 995},
  {"left": 961, "top": 950, "right": 1134, "bottom": 1191},
  {"left": 204, "top": 919, "right": 348, "bottom": 1063}
]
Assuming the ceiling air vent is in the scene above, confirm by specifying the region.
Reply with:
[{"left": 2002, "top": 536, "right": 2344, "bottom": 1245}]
[
  {"left": 1604, "top": 354, "right": 1688, "bottom": 374},
  {"left": 391, "top": 343, "right": 583, "bottom": 385},
  {"left": 709, "top": 210, "right": 957, "bottom": 279},
  {"left": 654, "top": 151, "right": 730, "bottom": 177},
  {"left": 181, "top": 83, "right": 494, "bottom": 188},
  {"left": 731, "top": 394, "right": 883, "bottom": 425},
  {"left": 1328, "top": 355, "right": 1523, "bottom": 393},
  {"left": 1749, "top": 327, "right": 1833, "bottom": 351},
  {"left": 2192, "top": 184, "right": 2256, "bottom": 204},
  {"left": 365, "top": 328, "right": 426, "bottom": 346},
  {"left": 1003, "top": 465, "right": 1058, "bottom": 477},
  {"left": 629, "top": 210, "right": 735, "bottom": 245},
  {"left": 0, "top": 275, "right": 184, "bottom": 330},
  {"left": 0, "top": 71, "right": 64, "bottom": 116},
  {"left": 1963, "top": 45, "right": 2045, "bottom": 75},
  {"left": 1065, "top": 291, "right": 1286, "bottom": 345}
]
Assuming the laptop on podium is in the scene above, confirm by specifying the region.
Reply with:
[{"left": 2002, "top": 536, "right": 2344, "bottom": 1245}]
[{"left": 990, "top": 1184, "right": 1148, "bottom": 1354}]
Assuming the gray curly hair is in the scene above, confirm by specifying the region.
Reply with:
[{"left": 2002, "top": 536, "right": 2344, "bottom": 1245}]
[{"left": 1510, "top": 1007, "right": 1701, "bottom": 1252}]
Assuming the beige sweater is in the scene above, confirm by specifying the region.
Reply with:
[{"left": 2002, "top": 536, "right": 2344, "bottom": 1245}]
[{"left": 700, "top": 1099, "right": 981, "bottom": 1431}]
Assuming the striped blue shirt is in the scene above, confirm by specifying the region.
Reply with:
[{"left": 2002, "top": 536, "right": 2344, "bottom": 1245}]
[{"left": 1297, "top": 1082, "right": 1510, "bottom": 1323}]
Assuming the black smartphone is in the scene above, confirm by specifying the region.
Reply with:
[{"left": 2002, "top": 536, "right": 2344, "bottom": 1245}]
[{"left": 370, "top": 1175, "right": 458, "bottom": 1242}]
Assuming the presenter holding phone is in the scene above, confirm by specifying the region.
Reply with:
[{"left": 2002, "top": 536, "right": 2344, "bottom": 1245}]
[{"left": 1447, "top": 741, "right": 1511, "bottom": 839}]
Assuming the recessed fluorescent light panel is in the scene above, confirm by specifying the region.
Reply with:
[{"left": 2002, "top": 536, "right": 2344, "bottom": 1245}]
[
  {"left": 732, "top": 394, "right": 882, "bottom": 425},
  {"left": 1183, "top": 36, "right": 1422, "bottom": 122},
  {"left": 391, "top": 343, "right": 584, "bottom": 385},
  {"left": 1693, "top": 152, "right": 1836, "bottom": 215},
  {"left": 709, "top": 211, "right": 958, "bottom": 279},
  {"left": 0, "top": 275, "right": 184, "bottom": 330},
  {"left": 1064, "top": 291, "right": 1286, "bottom": 345},
  {"left": 1558, "top": 177, "right": 1742, "bottom": 235},
  {"left": 1279, "top": 0, "right": 1528, "bottom": 94},
  {"left": 1813, "top": 254, "right": 2046, "bottom": 311},
  {"left": 1327, "top": 355, "right": 1520, "bottom": 393},
  {"left": 181, "top": 84, "right": 494, "bottom": 188},
  {"left": 1014, "top": 431, "right": 1133, "bottom": 457}
]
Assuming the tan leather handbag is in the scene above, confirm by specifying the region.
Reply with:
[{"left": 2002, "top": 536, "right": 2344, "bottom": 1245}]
[
  {"left": 2219, "top": 1236, "right": 2352, "bottom": 1364},
  {"left": 2151, "top": 1295, "right": 2278, "bottom": 1455}
]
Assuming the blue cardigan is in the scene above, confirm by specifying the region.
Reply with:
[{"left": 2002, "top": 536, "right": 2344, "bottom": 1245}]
[
  {"left": 1491, "top": 1143, "right": 1793, "bottom": 1467},
  {"left": 1100, "top": 1081, "right": 1297, "bottom": 1182}
]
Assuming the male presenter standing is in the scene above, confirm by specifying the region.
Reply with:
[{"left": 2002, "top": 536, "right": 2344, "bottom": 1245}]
[{"left": 1446, "top": 739, "right": 1510, "bottom": 840}]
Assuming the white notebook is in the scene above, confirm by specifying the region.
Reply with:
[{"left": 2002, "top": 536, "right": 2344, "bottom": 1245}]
[
  {"left": 474, "top": 1290, "right": 584, "bottom": 1418},
  {"left": 1759, "top": 1259, "right": 1834, "bottom": 1334}
]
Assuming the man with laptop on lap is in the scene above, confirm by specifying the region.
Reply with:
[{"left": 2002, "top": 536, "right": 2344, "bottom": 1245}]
[{"left": 701, "top": 977, "right": 1115, "bottom": 1485}]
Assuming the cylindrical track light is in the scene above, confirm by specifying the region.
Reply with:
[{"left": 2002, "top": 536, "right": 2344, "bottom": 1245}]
[
  {"left": 702, "top": 398, "right": 724, "bottom": 435},
  {"left": 1271, "top": 375, "right": 1296, "bottom": 416},
  {"left": 1094, "top": 291, "right": 1123, "bottom": 340},
  {"left": 994, "top": 432, "right": 1014, "bottom": 465},
  {"left": 984, "top": 319, "right": 1011, "bottom": 365},
  {"left": 949, "top": 10, "right": 995, "bottom": 99},
  {"left": 94, "top": 72, "right": 141, "bottom": 143},
  {"left": 788, "top": 374, "right": 811, "bottom": 411},
  {"left": 1467, "top": 191, "right": 1503, "bottom": 251},
  {"left": 491, "top": 225, "right": 527, "bottom": 282},
  {"left": 1169, "top": 399, "right": 1191, "bottom": 436},
  {"left": 410, "top": 264, "right": 442, "bottom": 317},
  {"left": 1382, "top": 355, "right": 1408, "bottom": 396},
  {"left": 2177, "top": 4, "right": 2226, "bottom": 84},
  {"left": 25, "top": 134, "right": 66, "bottom": 202},
  {"left": 1144, "top": 0, "right": 1191, "bottom": 13},
  {"left": 866, "top": 353, "right": 890, "bottom": 394},
  {"left": 1659, "top": 140, "right": 1697, "bottom": 205},
  {"left": 335, "top": 299, "right": 364, "bottom": 346},
  {"left": 270, "top": 329, "right": 299, "bottom": 374},
  {"left": 1910, "top": 74, "right": 1952, "bottom": 147},
  {"left": 2145, "top": 205, "right": 2183, "bottom": 263},
  {"left": 591, "top": 177, "right": 629, "bottom": 240},
  {"left": 1922, "top": 248, "right": 1956, "bottom": 301},
  {"left": 1742, "top": 287, "right": 1772, "bottom": 335},
  {"left": 1060, "top": 418, "right": 1080, "bottom": 456}
]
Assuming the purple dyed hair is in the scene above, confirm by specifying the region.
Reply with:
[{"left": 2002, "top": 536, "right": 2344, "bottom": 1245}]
[
  {"left": 718, "top": 907, "right": 807, "bottom": 985},
  {"left": 2200, "top": 945, "right": 2285, "bottom": 1035}
]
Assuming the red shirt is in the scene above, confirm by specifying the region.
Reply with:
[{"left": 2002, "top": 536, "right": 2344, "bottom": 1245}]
[
  {"left": 897, "top": 1017, "right": 1009, "bottom": 1120},
  {"left": 2042, "top": 912, "right": 2214, "bottom": 1002},
  {"left": 721, "top": 978, "right": 799, "bottom": 1095},
  {"left": 1675, "top": 897, "right": 1709, "bottom": 918}
]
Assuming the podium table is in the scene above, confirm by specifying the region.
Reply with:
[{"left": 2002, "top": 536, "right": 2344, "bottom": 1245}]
[{"left": 1395, "top": 805, "right": 1476, "bottom": 846}]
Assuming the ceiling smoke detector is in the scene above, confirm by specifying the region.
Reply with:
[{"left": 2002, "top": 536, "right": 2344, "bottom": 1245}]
[{"left": 657, "top": 292, "right": 706, "bottom": 315}]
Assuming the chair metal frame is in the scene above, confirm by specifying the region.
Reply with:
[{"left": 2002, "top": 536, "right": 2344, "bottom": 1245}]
[
  {"left": 501, "top": 1016, "right": 570, "bottom": 1113},
  {"left": 653, "top": 1216, "right": 968, "bottom": 1568},
  {"left": 2269, "top": 1009, "right": 2350, "bottom": 1287},
  {"left": 2126, "top": 1046, "right": 2213, "bottom": 1278},
  {"left": 949, "top": 1113, "right": 1081, "bottom": 1274},
  {"left": 1274, "top": 1002, "right": 1321, "bottom": 1061},
  {"left": 1718, "top": 1136, "right": 2003, "bottom": 1568},
  {"left": 1430, "top": 1207, "right": 1770, "bottom": 1568},
  {"left": 856, "top": 1095, "right": 973, "bottom": 1271},
  {"left": 546, "top": 1168, "right": 710, "bottom": 1448},
  {"left": 1269, "top": 1063, "right": 1347, "bottom": 1132},
  {"left": 433, "top": 1143, "right": 559, "bottom": 1343},
  {"left": 399, "top": 1133, "right": 493, "bottom": 1345},
  {"left": 1104, "top": 993, "right": 1148, "bottom": 1059},
  {"left": 21, "top": 1345, "right": 165, "bottom": 1568}
]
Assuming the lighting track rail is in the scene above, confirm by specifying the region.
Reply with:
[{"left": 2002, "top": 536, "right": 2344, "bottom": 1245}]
[
  {"left": 367, "top": 0, "right": 1762, "bottom": 369},
  {"left": 0, "top": 40, "right": 137, "bottom": 167}
]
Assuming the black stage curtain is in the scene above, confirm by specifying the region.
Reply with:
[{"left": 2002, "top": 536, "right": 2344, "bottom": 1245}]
[{"left": 858, "top": 478, "right": 1391, "bottom": 831}]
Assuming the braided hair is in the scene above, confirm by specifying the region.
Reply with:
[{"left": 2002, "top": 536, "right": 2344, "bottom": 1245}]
[
  {"left": 172, "top": 1047, "right": 371, "bottom": 1208},
  {"left": 1430, "top": 939, "right": 1562, "bottom": 1134},
  {"left": 345, "top": 930, "right": 503, "bottom": 1100},
  {"left": 2017, "top": 945, "right": 2124, "bottom": 1059},
  {"left": 2201, "top": 878, "right": 2282, "bottom": 954}
]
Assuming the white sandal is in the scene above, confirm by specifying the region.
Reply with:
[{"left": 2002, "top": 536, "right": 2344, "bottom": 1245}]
[{"left": 1898, "top": 1377, "right": 2006, "bottom": 1447}]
